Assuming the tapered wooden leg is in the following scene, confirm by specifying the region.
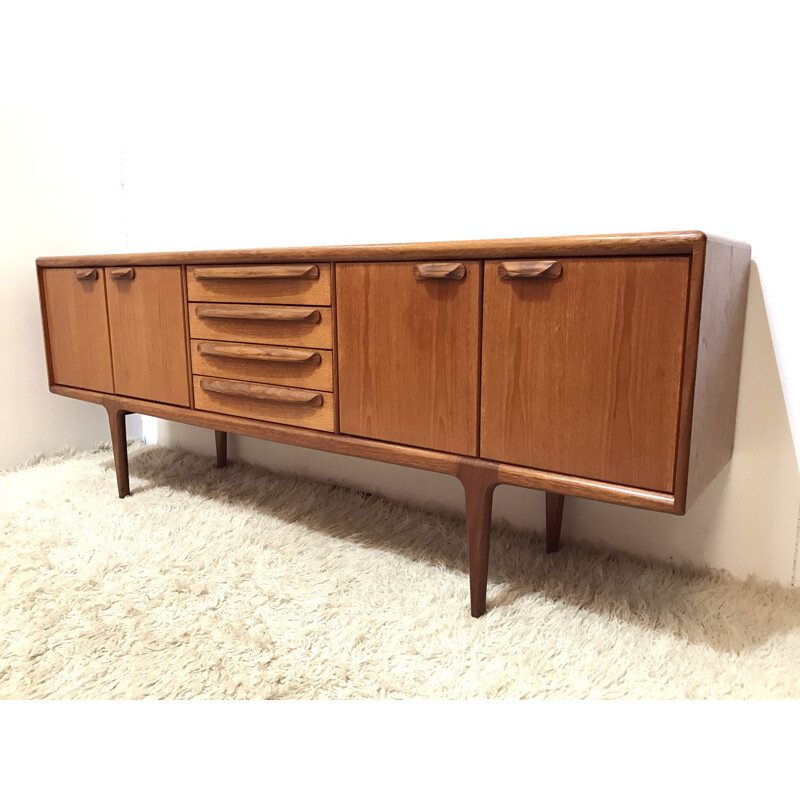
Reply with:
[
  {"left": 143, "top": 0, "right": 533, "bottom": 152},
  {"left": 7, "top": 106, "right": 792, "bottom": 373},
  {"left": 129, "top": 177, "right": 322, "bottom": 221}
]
[
  {"left": 106, "top": 403, "right": 130, "bottom": 498},
  {"left": 215, "top": 430, "right": 228, "bottom": 468},
  {"left": 545, "top": 492, "right": 565, "bottom": 553},
  {"left": 459, "top": 464, "right": 498, "bottom": 618}
]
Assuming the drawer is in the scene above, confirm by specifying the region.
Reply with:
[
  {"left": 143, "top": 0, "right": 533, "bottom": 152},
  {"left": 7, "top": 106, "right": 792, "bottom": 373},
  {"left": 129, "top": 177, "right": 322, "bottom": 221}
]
[
  {"left": 187, "top": 263, "right": 331, "bottom": 306},
  {"left": 191, "top": 339, "right": 333, "bottom": 391},
  {"left": 189, "top": 303, "right": 333, "bottom": 348},
  {"left": 193, "top": 376, "right": 334, "bottom": 432}
]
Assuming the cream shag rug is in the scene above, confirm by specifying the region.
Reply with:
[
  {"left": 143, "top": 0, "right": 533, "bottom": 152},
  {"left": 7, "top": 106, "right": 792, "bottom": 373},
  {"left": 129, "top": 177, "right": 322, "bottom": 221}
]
[{"left": 2, "top": 443, "right": 799, "bottom": 699}]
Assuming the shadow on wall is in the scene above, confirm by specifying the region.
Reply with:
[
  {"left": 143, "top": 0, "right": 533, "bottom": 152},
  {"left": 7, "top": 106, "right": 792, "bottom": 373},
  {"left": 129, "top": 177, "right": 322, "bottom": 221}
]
[
  {"left": 157, "top": 262, "right": 800, "bottom": 586},
  {"left": 564, "top": 262, "right": 800, "bottom": 585}
]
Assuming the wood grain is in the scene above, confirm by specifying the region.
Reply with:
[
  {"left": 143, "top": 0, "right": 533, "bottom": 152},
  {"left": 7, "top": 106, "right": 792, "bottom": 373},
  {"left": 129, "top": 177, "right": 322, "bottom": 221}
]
[
  {"left": 36, "top": 231, "right": 707, "bottom": 267},
  {"left": 457, "top": 462, "right": 499, "bottom": 617},
  {"left": 194, "top": 305, "right": 321, "bottom": 323},
  {"left": 191, "top": 339, "right": 333, "bottom": 391},
  {"left": 193, "top": 376, "right": 334, "bottom": 432},
  {"left": 75, "top": 268, "right": 98, "bottom": 281},
  {"left": 215, "top": 430, "right": 228, "bottom": 468},
  {"left": 189, "top": 303, "right": 332, "bottom": 348},
  {"left": 180, "top": 266, "right": 195, "bottom": 408},
  {"left": 199, "top": 377, "right": 323, "bottom": 407},
  {"left": 50, "top": 383, "right": 678, "bottom": 512},
  {"left": 336, "top": 261, "right": 481, "bottom": 455},
  {"left": 187, "top": 263, "right": 331, "bottom": 306},
  {"left": 481, "top": 256, "right": 690, "bottom": 492},
  {"left": 331, "top": 259, "right": 340, "bottom": 434},
  {"left": 413, "top": 262, "right": 466, "bottom": 281},
  {"left": 40, "top": 229, "right": 757, "bottom": 622},
  {"left": 545, "top": 493, "right": 565, "bottom": 554},
  {"left": 106, "top": 266, "right": 190, "bottom": 406},
  {"left": 105, "top": 401, "right": 130, "bottom": 498},
  {"left": 681, "top": 236, "right": 751, "bottom": 509},
  {"left": 497, "top": 260, "right": 562, "bottom": 280},
  {"left": 193, "top": 265, "right": 319, "bottom": 280},
  {"left": 40, "top": 230, "right": 750, "bottom": 517},
  {"left": 41, "top": 268, "right": 114, "bottom": 393}
]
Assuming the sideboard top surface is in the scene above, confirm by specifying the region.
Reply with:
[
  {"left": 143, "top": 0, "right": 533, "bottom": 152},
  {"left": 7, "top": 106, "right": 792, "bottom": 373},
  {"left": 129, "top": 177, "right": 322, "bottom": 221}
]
[{"left": 36, "top": 230, "right": 737, "bottom": 268}]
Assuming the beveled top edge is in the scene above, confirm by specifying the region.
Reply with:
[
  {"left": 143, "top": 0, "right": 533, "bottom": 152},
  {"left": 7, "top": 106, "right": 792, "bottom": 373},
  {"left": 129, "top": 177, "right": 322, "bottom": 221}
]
[{"left": 36, "top": 230, "right": 709, "bottom": 267}]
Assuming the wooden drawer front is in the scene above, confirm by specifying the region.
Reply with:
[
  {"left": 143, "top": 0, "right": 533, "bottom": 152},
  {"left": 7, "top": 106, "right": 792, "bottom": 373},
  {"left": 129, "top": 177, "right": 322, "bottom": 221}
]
[
  {"left": 41, "top": 268, "right": 114, "bottom": 393},
  {"left": 336, "top": 260, "right": 480, "bottom": 456},
  {"left": 191, "top": 339, "right": 333, "bottom": 391},
  {"left": 189, "top": 303, "right": 332, "bottom": 348},
  {"left": 193, "top": 376, "right": 334, "bottom": 432},
  {"left": 481, "top": 256, "right": 690, "bottom": 492},
  {"left": 187, "top": 264, "right": 331, "bottom": 306}
]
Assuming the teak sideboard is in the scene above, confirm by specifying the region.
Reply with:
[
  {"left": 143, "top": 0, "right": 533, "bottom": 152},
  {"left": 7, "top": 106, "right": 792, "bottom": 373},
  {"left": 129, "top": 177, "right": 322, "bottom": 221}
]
[{"left": 36, "top": 232, "right": 751, "bottom": 617}]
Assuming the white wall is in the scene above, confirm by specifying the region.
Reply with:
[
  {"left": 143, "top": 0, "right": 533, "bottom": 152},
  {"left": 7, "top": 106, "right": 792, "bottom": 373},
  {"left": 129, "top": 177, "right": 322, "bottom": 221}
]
[
  {"left": 0, "top": 100, "right": 140, "bottom": 467},
  {"left": 3, "top": 3, "right": 798, "bottom": 582}
]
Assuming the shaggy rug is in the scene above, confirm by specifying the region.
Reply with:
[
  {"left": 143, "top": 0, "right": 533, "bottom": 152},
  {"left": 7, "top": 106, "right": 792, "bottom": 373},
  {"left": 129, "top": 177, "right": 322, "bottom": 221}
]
[{"left": 2, "top": 443, "right": 799, "bottom": 699}]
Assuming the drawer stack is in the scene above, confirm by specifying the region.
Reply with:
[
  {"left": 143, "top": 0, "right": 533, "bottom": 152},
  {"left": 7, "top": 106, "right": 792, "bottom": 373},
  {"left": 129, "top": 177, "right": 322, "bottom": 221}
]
[{"left": 187, "top": 263, "right": 335, "bottom": 431}]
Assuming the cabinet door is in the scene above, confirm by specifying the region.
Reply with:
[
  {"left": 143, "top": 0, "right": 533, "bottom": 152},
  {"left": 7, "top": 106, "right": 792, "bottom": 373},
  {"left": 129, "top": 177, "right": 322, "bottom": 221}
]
[
  {"left": 106, "top": 267, "right": 190, "bottom": 406},
  {"left": 41, "top": 268, "right": 114, "bottom": 393},
  {"left": 481, "top": 256, "right": 690, "bottom": 492},
  {"left": 336, "top": 261, "right": 480, "bottom": 455}
]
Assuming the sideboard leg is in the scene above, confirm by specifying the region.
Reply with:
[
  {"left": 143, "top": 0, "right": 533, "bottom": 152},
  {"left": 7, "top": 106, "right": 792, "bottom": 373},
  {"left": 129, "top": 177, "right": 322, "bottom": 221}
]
[
  {"left": 459, "top": 465, "right": 498, "bottom": 618},
  {"left": 545, "top": 492, "right": 565, "bottom": 553},
  {"left": 106, "top": 403, "right": 130, "bottom": 498},
  {"left": 215, "top": 430, "right": 228, "bottom": 468}
]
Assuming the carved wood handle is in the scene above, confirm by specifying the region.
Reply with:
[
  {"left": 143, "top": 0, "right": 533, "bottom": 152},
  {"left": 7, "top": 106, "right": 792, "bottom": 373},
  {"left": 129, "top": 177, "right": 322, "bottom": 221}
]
[
  {"left": 193, "top": 265, "right": 320, "bottom": 280},
  {"left": 199, "top": 378, "right": 323, "bottom": 407},
  {"left": 194, "top": 305, "right": 321, "bottom": 323},
  {"left": 75, "top": 269, "right": 98, "bottom": 281},
  {"left": 497, "top": 260, "right": 562, "bottom": 281},
  {"left": 413, "top": 262, "right": 466, "bottom": 281},
  {"left": 197, "top": 341, "right": 321, "bottom": 365},
  {"left": 109, "top": 267, "right": 136, "bottom": 280}
]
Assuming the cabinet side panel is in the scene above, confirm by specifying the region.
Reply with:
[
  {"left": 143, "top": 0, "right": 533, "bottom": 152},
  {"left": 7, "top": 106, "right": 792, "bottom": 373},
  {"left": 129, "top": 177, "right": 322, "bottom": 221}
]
[
  {"left": 685, "top": 238, "right": 751, "bottom": 507},
  {"left": 41, "top": 268, "right": 114, "bottom": 393}
]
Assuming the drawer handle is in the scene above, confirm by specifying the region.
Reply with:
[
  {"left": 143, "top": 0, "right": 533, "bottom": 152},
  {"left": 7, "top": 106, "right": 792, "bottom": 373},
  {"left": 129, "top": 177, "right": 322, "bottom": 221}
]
[
  {"left": 197, "top": 341, "right": 321, "bottom": 365},
  {"left": 194, "top": 305, "right": 321, "bottom": 323},
  {"left": 110, "top": 267, "right": 136, "bottom": 281},
  {"left": 75, "top": 269, "right": 98, "bottom": 281},
  {"left": 199, "top": 378, "right": 323, "bottom": 407},
  {"left": 193, "top": 265, "right": 320, "bottom": 281},
  {"left": 413, "top": 262, "right": 466, "bottom": 281},
  {"left": 497, "top": 260, "right": 562, "bottom": 281}
]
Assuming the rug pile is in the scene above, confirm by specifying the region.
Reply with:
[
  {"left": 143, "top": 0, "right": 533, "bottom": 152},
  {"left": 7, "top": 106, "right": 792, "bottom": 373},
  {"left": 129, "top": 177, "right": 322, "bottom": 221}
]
[{"left": 2, "top": 444, "right": 799, "bottom": 699}]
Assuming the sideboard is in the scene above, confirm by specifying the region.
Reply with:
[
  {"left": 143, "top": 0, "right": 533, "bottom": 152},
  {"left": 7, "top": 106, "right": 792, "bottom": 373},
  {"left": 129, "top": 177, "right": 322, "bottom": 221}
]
[{"left": 36, "top": 232, "right": 751, "bottom": 616}]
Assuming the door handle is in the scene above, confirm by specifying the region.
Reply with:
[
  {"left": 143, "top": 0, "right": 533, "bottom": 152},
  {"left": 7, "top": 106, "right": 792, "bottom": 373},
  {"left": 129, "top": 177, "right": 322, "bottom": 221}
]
[
  {"left": 194, "top": 305, "right": 321, "bottom": 323},
  {"left": 75, "top": 269, "right": 98, "bottom": 281},
  {"left": 109, "top": 267, "right": 136, "bottom": 281},
  {"left": 413, "top": 262, "right": 466, "bottom": 281},
  {"left": 197, "top": 341, "right": 322, "bottom": 365},
  {"left": 199, "top": 378, "right": 323, "bottom": 407},
  {"left": 497, "top": 261, "right": 562, "bottom": 281},
  {"left": 193, "top": 265, "right": 320, "bottom": 280}
]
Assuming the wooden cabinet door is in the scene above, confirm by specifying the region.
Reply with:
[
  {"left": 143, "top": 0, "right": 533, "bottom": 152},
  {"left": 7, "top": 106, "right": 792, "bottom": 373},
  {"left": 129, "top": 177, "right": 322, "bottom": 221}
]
[
  {"left": 481, "top": 256, "right": 690, "bottom": 492},
  {"left": 106, "top": 267, "right": 190, "bottom": 406},
  {"left": 41, "top": 268, "right": 114, "bottom": 393},
  {"left": 336, "top": 261, "right": 480, "bottom": 455}
]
